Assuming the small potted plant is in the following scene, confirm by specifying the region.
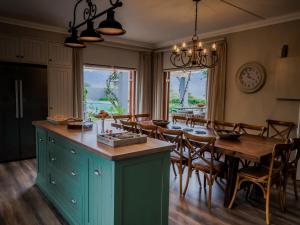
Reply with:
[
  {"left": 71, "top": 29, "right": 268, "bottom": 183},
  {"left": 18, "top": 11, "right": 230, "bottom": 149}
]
[{"left": 95, "top": 110, "right": 110, "bottom": 133}]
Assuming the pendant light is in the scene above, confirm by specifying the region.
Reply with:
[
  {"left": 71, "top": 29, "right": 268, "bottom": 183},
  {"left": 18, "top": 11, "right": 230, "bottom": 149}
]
[
  {"left": 64, "top": 29, "right": 86, "bottom": 48},
  {"left": 96, "top": 10, "right": 126, "bottom": 35},
  {"left": 79, "top": 20, "right": 104, "bottom": 42}
]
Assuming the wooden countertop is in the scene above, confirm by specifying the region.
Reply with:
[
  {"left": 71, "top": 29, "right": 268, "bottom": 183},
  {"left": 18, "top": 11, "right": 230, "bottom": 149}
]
[{"left": 32, "top": 121, "right": 175, "bottom": 161}]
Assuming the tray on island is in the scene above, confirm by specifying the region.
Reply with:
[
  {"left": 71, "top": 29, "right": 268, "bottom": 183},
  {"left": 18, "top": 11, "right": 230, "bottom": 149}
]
[{"left": 97, "top": 132, "right": 147, "bottom": 147}]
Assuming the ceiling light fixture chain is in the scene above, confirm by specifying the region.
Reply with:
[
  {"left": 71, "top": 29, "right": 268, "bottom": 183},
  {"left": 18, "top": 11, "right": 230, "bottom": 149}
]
[
  {"left": 64, "top": 0, "right": 125, "bottom": 48},
  {"left": 170, "top": 0, "right": 218, "bottom": 70}
]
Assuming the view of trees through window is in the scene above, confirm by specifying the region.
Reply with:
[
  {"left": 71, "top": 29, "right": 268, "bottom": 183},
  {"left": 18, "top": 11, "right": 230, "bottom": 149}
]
[
  {"left": 169, "top": 69, "right": 208, "bottom": 117},
  {"left": 83, "top": 66, "right": 131, "bottom": 119}
]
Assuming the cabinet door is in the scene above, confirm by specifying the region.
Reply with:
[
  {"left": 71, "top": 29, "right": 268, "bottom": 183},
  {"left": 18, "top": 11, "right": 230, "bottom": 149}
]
[
  {"left": 47, "top": 66, "right": 73, "bottom": 117},
  {"left": 48, "top": 43, "right": 72, "bottom": 67},
  {"left": 20, "top": 39, "right": 48, "bottom": 65},
  {"left": 36, "top": 129, "right": 47, "bottom": 182},
  {"left": 0, "top": 36, "right": 20, "bottom": 63},
  {"left": 89, "top": 157, "right": 114, "bottom": 225}
]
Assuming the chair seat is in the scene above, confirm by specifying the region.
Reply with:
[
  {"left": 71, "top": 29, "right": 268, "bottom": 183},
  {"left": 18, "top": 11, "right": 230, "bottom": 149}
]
[
  {"left": 239, "top": 166, "right": 269, "bottom": 179},
  {"left": 192, "top": 158, "right": 224, "bottom": 173},
  {"left": 170, "top": 151, "right": 189, "bottom": 163}
]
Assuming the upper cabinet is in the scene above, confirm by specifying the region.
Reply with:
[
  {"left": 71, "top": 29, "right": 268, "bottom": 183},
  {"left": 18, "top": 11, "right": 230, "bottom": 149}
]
[
  {"left": 0, "top": 36, "right": 20, "bottom": 63},
  {"left": 0, "top": 36, "right": 48, "bottom": 65},
  {"left": 48, "top": 43, "right": 72, "bottom": 67}
]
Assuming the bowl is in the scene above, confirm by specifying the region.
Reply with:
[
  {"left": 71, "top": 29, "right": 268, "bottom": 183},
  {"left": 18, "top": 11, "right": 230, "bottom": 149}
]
[
  {"left": 217, "top": 131, "right": 241, "bottom": 140},
  {"left": 152, "top": 120, "right": 170, "bottom": 127}
]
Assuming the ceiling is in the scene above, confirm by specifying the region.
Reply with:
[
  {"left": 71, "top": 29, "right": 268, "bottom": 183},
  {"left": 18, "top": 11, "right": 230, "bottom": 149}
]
[{"left": 0, "top": 0, "right": 300, "bottom": 48}]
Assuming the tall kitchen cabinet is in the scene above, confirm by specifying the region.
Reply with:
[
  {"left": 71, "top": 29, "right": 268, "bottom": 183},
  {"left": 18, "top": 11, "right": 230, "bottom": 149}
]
[{"left": 47, "top": 43, "right": 73, "bottom": 117}]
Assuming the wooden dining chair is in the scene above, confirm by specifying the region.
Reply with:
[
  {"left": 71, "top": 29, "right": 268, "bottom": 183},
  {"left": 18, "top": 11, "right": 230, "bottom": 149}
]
[
  {"left": 228, "top": 143, "right": 292, "bottom": 225},
  {"left": 134, "top": 113, "right": 150, "bottom": 122},
  {"left": 158, "top": 127, "right": 186, "bottom": 195},
  {"left": 120, "top": 120, "right": 138, "bottom": 133},
  {"left": 138, "top": 123, "right": 158, "bottom": 138},
  {"left": 182, "top": 132, "right": 224, "bottom": 208},
  {"left": 266, "top": 119, "right": 295, "bottom": 141},
  {"left": 286, "top": 138, "right": 300, "bottom": 200},
  {"left": 212, "top": 121, "right": 237, "bottom": 132},
  {"left": 172, "top": 114, "right": 188, "bottom": 125},
  {"left": 238, "top": 123, "right": 267, "bottom": 136},
  {"left": 112, "top": 114, "right": 132, "bottom": 123},
  {"left": 191, "top": 117, "right": 211, "bottom": 128}
]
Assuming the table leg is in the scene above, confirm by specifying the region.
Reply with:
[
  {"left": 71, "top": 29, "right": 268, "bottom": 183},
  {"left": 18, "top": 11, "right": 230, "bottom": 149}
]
[{"left": 224, "top": 155, "right": 239, "bottom": 207}]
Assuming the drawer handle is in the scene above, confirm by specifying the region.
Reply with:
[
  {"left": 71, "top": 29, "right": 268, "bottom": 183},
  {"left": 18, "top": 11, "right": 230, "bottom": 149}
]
[
  {"left": 71, "top": 171, "right": 77, "bottom": 176},
  {"left": 71, "top": 199, "right": 77, "bottom": 205},
  {"left": 70, "top": 149, "right": 76, "bottom": 155},
  {"left": 51, "top": 180, "right": 56, "bottom": 185},
  {"left": 94, "top": 169, "right": 102, "bottom": 176},
  {"left": 51, "top": 139, "right": 55, "bottom": 144},
  {"left": 39, "top": 138, "right": 43, "bottom": 143},
  {"left": 51, "top": 157, "right": 56, "bottom": 161}
]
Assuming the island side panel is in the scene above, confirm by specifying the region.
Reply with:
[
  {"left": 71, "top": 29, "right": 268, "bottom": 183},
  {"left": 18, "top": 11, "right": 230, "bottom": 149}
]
[{"left": 114, "top": 151, "right": 170, "bottom": 225}]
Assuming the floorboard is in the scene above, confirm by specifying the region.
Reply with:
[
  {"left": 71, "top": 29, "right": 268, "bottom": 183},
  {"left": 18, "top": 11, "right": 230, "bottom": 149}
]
[{"left": 0, "top": 159, "right": 299, "bottom": 225}]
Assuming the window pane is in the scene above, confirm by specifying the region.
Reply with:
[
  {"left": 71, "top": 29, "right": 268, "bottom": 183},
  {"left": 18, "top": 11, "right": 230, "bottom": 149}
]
[
  {"left": 83, "top": 66, "right": 131, "bottom": 119},
  {"left": 169, "top": 69, "right": 208, "bottom": 118}
]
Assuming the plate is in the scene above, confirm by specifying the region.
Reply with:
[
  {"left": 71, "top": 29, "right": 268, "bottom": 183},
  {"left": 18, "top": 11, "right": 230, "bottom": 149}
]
[
  {"left": 171, "top": 126, "right": 182, "bottom": 130},
  {"left": 195, "top": 130, "right": 206, "bottom": 134}
]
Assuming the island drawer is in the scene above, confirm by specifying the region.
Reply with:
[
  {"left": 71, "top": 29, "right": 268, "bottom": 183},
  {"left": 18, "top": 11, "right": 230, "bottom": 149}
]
[{"left": 48, "top": 167, "right": 83, "bottom": 224}]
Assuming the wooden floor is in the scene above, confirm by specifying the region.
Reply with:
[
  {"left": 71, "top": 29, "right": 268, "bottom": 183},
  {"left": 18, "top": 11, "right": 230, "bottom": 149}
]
[{"left": 0, "top": 160, "right": 299, "bottom": 225}]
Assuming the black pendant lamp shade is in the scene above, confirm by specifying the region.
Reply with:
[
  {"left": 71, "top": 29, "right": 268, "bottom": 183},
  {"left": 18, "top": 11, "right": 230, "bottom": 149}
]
[
  {"left": 96, "top": 10, "right": 126, "bottom": 35},
  {"left": 64, "top": 29, "right": 86, "bottom": 48},
  {"left": 79, "top": 20, "right": 104, "bottom": 42}
]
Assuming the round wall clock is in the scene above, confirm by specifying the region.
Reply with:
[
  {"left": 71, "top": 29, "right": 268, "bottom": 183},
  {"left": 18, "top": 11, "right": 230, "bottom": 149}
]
[{"left": 236, "top": 62, "right": 266, "bottom": 93}]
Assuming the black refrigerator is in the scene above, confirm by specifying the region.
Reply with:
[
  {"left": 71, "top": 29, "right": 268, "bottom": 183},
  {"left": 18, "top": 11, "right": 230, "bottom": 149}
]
[{"left": 0, "top": 62, "right": 48, "bottom": 162}]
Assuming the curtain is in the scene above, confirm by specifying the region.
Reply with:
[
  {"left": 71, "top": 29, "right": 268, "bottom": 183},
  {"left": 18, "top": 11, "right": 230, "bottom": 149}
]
[
  {"left": 152, "top": 52, "right": 164, "bottom": 119},
  {"left": 136, "top": 52, "right": 152, "bottom": 115},
  {"left": 207, "top": 40, "right": 227, "bottom": 121},
  {"left": 72, "top": 48, "right": 83, "bottom": 118}
]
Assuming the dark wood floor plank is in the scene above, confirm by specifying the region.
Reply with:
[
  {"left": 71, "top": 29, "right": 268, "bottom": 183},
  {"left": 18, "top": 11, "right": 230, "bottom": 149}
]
[{"left": 0, "top": 159, "right": 299, "bottom": 225}]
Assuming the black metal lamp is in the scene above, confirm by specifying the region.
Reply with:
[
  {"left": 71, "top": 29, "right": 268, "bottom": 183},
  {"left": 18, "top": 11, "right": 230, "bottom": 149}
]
[
  {"left": 79, "top": 20, "right": 104, "bottom": 42},
  {"left": 64, "top": 29, "right": 86, "bottom": 48},
  {"left": 96, "top": 10, "right": 126, "bottom": 35}
]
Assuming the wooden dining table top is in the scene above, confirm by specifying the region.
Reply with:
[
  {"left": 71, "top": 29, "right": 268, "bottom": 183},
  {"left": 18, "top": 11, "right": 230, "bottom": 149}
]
[{"left": 111, "top": 120, "right": 283, "bottom": 162}]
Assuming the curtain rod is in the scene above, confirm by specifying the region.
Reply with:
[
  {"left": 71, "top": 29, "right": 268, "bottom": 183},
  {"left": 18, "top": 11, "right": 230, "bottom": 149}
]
[
  {"left": 154, "top": 37, "right": 226, "bottom": 53},
  {"left": 84, "top": 63, "right": 137, "bottom": 71}
]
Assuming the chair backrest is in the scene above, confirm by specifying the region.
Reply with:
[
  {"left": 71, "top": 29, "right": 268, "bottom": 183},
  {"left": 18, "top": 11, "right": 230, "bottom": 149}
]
[
  {"left": 266, "top": 119, "right": 295, "bottom": 141},
  {"left": 120, "top": 120, "right": 138, "bottom": 133},
  {"left": 267, "top": 143, "right": 292, "bottom": 186},
  {"left": 112, "top": 114, "right": 132, "bottom": 123},
  {"left": 138, "top": 123, "right": 158, "bottom": 138},
  {"left": 212, "top": 120, "right": 237, "bottom": 132},
  {"left": 238, "top": 123, "right": 266, "bottom": 136},
  {"left": 290, "top": 138, "right": 300, "bottom": 168},
  {"left": 183, "top": 132, "right": 216, "bottom": 174},
  {"left": 134, "top": 113, "right": 150, "bottom": 122},
  {"left": 172, "top": 115, "right": 188, "bottom": 124},
  {"left": 158, "top": 127, "right": 183, "bottom": 154},
  {"left": 191, "top": 117, "right": 210, "bottom": 128}
]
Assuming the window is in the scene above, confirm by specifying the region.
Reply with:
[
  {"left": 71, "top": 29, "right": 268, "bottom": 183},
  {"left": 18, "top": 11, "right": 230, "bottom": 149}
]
[
  {"left": 166, "top": 69, "right": 208, "bottom": 119},
  {"left": 83, "top": 66, "right": 135, "bottom": 119}
]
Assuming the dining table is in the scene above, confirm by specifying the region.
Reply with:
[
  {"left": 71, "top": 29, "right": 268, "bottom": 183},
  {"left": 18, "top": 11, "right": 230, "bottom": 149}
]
[{"left": 111, "top": 120, "right": 283, "bottom": 207}]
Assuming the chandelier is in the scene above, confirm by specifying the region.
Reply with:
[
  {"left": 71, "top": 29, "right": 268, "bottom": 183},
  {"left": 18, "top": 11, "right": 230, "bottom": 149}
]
[
  {"left": 65, "top": 0, "right": 126, "bottom": 48},
  {"left": 170, "top": 0, "right": 218, "bottom": 69}
]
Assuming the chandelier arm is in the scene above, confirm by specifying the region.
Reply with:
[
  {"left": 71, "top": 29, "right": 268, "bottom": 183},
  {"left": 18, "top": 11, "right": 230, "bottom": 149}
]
[
  {"left": 180, "top": 52, "right": 192, "bottom": 68},
  {"left": 110, "top": 0, "right": 121, "bottom": 7},
  {"left": 71, "top": 0, "right": 84, "bottom": 28},
  {"left": 70, "top": 1, "right": 123, "bottom": 32}
]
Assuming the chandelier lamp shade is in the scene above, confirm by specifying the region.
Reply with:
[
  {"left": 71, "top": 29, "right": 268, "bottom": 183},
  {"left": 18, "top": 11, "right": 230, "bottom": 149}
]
[
  {"left": 170, "top": 0, "right": 218, "bottom": 69},
  {"left": 64, "top": 0, "right": 125, "bottom": 48}
]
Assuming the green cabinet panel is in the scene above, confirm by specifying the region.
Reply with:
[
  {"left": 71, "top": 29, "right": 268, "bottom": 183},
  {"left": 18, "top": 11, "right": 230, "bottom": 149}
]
[
  {"left": 35, "top": 127, "right": 170, "bottom": 225},
  {"left": 114, "top": 152, "right": 170, "bottom": 225}
]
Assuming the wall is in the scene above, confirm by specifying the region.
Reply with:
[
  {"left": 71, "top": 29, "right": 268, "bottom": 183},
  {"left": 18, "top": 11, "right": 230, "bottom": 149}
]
[{"left": 225, "top": 20, "right": 300, "bottom": 130}]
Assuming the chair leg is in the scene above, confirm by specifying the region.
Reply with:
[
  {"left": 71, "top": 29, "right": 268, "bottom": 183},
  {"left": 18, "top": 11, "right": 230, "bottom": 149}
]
[
  {"left": 266, "top": 188, "right": 270, "bottom": 225},
  {"left": 208, "top": 177, "right": 212, "bottom": 209},
  {"left": 196, "top": 171, "right": 202, "bottom": 187},
  {"left": 228, "top": 176, "right": 240, "bottom": 209},
  {"left": 203, "top": 174, "right": 207, "bottom": 188},
  {"left": 176, "top": 163, "right": 183, "bottom": 195},
  {"left": 292, "top": 171, "right": 298, "bottom": 200},
  {"left": 171, "top": 162, "right": 177, "bottom": 177},
  {"left": 183, "top": 167, "right": 192, "bottom": 196}
]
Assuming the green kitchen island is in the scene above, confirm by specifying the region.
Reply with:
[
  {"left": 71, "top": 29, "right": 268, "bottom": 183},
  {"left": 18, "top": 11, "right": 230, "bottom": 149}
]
[{"left": 33, "top": 121, "right": 174, "bottom": 225}]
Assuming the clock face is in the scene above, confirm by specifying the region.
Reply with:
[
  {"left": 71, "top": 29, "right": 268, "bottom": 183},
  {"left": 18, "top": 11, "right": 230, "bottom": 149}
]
[{"left": 236, "top": 62, "right": 266, "bottom": 93}]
